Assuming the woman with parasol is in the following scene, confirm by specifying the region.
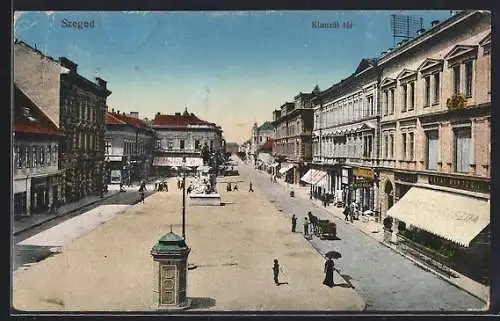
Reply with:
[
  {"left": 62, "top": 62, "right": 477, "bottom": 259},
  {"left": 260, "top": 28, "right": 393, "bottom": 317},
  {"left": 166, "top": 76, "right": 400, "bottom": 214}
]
[{"left": 323, "top": 250, "right": 341, "bottom": 287}]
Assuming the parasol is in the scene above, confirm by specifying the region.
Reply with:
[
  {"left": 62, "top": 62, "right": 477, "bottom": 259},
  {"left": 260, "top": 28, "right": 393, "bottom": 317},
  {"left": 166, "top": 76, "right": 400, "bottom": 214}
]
[{"left": 324, "top": 250, "right": 342, "bottom": 259}]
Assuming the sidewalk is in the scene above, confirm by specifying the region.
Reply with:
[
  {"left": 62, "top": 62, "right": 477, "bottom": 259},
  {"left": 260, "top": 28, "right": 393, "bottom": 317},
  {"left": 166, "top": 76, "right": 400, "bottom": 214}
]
[
  {"left": 14, "top": 189, "right": 120, "bottom": 236},
  {"left": 272, "top": 175, "right": 490, "bottom": 305}
]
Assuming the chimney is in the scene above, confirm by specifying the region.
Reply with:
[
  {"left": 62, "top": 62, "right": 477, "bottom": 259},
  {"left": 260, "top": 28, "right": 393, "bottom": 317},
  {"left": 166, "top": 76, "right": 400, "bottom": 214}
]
[
  {"left": 175, "top": 112, "right": 181, "bottom": 116},
  {"left": 59, "top": 57, "right": 78, "bottom": 73},
  {"left": 431, "top": 20, "right": 440, "bottom": 27},
  {"left": 95, "top": 77, "right": 107, "bottom": 90},
  {"left": 122, "top": 112, "right": 126, "bottom": 115},
  {"left": 129, "top": 111, "right": 139, "bottom": 118},
  {"left": 111, "top": 108, "right": 115, "bottom": 113},
  {"left": 417, "top": 28, "right": 426, "bottom": 35},
  {"left": 117, "top": 110, "right": 120, "bottom": 115},
  {"left": 156, "top": 112, "right": 160, "bottom": 116}
]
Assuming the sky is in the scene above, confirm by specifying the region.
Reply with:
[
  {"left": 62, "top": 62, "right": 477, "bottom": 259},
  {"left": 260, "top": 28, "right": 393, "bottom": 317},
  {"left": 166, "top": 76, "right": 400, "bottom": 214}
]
[{"left": 14, "top": 10, "right": 453, "bottom": 144}]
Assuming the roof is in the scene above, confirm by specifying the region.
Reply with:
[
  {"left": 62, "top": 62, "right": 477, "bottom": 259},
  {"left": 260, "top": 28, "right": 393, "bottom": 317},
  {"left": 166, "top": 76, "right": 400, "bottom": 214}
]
[
  {"left": 152, "top": 112, "right": 212, "bottom": 127},
  {"left": 151, "top": 231, "right": 189, "bottom": 253},
  {"left": 14, "top": 85, "right": 61, "bottom": 136},
  {"left": 257, "top": 121, "right": 274, "bottom": 131},
  {"left": 111, "top": 112, "right": 146, "bottom": 129},
  {"left": 106, "top": 112, "right": 126, "bottom": 125}
]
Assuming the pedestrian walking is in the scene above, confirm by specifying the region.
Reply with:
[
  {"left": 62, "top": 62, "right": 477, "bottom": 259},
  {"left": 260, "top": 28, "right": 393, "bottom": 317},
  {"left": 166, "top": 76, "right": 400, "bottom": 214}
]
[
  {"left": 164, "top": 181, "right": 168, "bottom": 192},
  {"left": 323, "top": 257, "right": 335, "bottom": 287},
  {"left": 177, "top": 179, "right": 181, "bottom": 190},
  {"left": 272, "top": 259, "right": 281, "bottom": 286},
  {"left": 291, "top": 214, "right": 297, "bottom": 232},
  {"left": 303, "top": 216, "right": 309, "bottom": 236},
  {"left": 343, "top": 207, "right": 349, "bottom": 221},
  {"left": 233, "top": 184, "right": 238, "bottom": 191},
  {"left": 249, "top": 181, "right": 254, "bottom": 192},
  {"left": 140, "top": 190, "right": 145, "bottom": 203}
]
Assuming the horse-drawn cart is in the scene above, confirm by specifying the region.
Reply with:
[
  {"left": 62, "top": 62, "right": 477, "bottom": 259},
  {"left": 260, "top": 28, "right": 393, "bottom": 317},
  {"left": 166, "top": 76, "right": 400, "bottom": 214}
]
[{"left": 317, "top": 219, "right": 337, "bottom": 240}]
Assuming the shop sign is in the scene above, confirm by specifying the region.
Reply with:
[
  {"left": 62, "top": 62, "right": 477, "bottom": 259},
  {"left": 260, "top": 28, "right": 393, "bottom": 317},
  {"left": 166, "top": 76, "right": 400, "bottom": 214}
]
[
  {"left": 395, "top": 173, "right": 418, "bottom": 184},
  {"left": 428, "top": 175, "right": 489, "bottom": 194},
  {"left": 353, "top": 167, "right": 374, "bottom": 179},
  {"left": 350, "top": 179, "right": 372, "bottom": 189},
  {"left": 341, "top": 168, "right": 349, "bottom": 184}
]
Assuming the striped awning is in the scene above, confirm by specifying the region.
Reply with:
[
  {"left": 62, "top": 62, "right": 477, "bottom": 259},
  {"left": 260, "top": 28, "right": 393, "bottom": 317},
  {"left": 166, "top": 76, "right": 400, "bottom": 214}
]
[
  {"left": 311, "top": 170, "right": 327, "bottom": 185},
  {"left": 279, "top": 163, "right": 294, "bottom": 174},
  {"left": 300, "top": 169, "right": 315, "bottom": 184},
  {"left": 387, "top": 186, "right": 490, "bottom": 247}
]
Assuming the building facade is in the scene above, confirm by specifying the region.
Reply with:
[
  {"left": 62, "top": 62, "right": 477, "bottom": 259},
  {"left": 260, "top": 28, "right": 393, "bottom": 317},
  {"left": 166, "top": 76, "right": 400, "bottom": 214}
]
[
  {"left": 104, "top": 110, "right": 156, "bottom": 184},
  {"left": 250, "top": 121, "right": 275, "bottom": 167},
  {"left": 152, "top": 109, "right": 223, "bottom": 176},
  {"left": 58, "top": 58, "right": 111, "bottom": 203},
  {"left": 311, "top": 59, "right": 379, "bottom": 209},
  {"left": 14, "top": 40, "right": 111, "bottom": 205},
  {"left": 377, "top": 10, "right": 490, "bottom": 282},
  {"left": 13, "top": 86, "right": 62, "bottom": 217},
  {"left": 272, "top": 91, "right": 315, "bottom": 184}
]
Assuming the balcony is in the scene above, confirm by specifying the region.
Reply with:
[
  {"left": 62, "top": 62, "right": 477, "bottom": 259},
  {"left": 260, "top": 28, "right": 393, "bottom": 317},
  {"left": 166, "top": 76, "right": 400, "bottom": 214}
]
[{"left": 446, "top": 93, "right": 468, "bottom": 110}]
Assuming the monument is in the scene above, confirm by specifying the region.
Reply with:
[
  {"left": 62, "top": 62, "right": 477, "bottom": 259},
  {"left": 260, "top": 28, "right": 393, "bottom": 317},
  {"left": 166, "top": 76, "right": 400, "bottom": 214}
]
[{"left": 188, "top": 143, "right": 221, "bottom": 206}]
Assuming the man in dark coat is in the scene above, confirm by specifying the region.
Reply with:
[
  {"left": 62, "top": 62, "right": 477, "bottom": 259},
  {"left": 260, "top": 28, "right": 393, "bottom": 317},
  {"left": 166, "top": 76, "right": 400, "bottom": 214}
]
[
  {"left": 272, "top": 259, "right": 281, "bottom": 285},
  {"left": 323, "top": 257, "right": 335, "bottom": 287},
  {"left": 291, "top": 214, "right": 297, "bottom": 232}
]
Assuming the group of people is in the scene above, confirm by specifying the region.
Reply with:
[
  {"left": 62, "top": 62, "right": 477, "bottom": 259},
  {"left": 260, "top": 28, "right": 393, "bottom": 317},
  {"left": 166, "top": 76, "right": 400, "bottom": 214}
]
[
  {"left": 343, "top": 200, "right": 359, "bottom": 222},
  {"left": 269, "top": 175, "right": 277, "bottom": 183},
  {"left": 226, "top": 182, "right": 239, "bottom": 192},
  {"left": 155, "top": 181, "right": 169, "bottom": 192},
  {"left": 290, "top": 211, "right": 319, "bottom": 237}
]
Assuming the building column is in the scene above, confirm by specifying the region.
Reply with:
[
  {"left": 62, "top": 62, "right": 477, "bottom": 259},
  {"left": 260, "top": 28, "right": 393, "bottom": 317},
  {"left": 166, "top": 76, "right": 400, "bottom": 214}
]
[{"left": 25, "top": 178, "right": 31, "bottom": 216}]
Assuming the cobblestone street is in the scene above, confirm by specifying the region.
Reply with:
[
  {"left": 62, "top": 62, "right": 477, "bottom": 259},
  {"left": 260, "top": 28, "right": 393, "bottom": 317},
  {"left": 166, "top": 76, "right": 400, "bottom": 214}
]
[{"left": 239, "top": 161, "right": 487, "bottom": 311}]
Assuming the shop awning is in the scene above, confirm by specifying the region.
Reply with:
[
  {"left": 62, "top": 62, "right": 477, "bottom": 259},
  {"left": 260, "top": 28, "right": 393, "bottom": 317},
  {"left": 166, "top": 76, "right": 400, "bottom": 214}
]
[
  {"left": 387, "top": 186, "right": 490, "bottom": 247},
  {"left": 312, "top": 170, "right": 327, "bottom": 185},
  {"left": 153, "top": 157, "right": 203, "bottom": 167},
  {"left": 315, "top": 174, "right": 328, "bottom": 188},
  {"left": 301, "top": 169, "right": 315, "bottom": 184},
  {"left": 279, "top": 164, "right": 294, "bottom": 174},
  {"left": 107, "top": 156, "right": 122, "bottom": 161}
]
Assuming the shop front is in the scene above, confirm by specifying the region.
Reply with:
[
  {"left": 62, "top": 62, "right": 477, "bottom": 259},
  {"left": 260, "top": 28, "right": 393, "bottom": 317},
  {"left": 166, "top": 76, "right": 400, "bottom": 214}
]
[
  {"left": 279, "top": 163, "right": 295, "bottom": 183},
  {"left": 30, "top": 176, "right": 50, "bottom": 214},
  {"left": 351, "top": 167, "right": 376, "bottom": 212}
]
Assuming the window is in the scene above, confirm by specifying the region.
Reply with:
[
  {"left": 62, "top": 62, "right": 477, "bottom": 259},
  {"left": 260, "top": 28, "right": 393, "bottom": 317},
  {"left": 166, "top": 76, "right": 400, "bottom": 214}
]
[
  {"left": 368, "top": 96, "right": 374, "bottom": 115},
  {"left": 390, "top": 89, "right": 395, "bottom": 115},
  {"left": 40, "top": 145, "right": 45, "bottom": 166},
  {"left": 453, "top": 65, "right": 461, "bottom": 94},
  {"left": 52, "top": 146, "right": 57, "bottom": 165},
  {"left": 167, "top": 140, "right": 173, "bottom": 150},
  {"left": 384, "top": 133, "right": 388, "bottom": 158},
  {"left": 408, "top": 132, "right": 414, "bottom": 160},
  {"left": 15, "top": 145, "right": 21, "bottom": 168},
  {"left": 383, "top": 90, "right": 388, "bottom": 116},
  {"left": 433, "top": 73, "right": 440, "bottom": 103},
  {"left": 25, "top": 146, "right": 29, "bottom": 167},
  {"left": 409, "top": 82, "right": 415, "bottom": 110},
  {"left": 402, "top": 84, "right": 407, "bottom": 112},
  {"left": 32, "top": 146, "right": 37, "bottom": 167},
  {"left": 401, "top": 133, "right": 407, "bottom": 160},
  {"left": 454, "top": 127, "right": 471, "bottom": 173},
  {"left": 427, "top": 131, "right": 439, "bottom": 170},
  {"left": 195, "top": 140, "right": 200, "bottom": 150},
  {"left": 180, "top": 140, "right": 185, "bottom": 150},
  {"left": 363, "top": 135, "right": 373, "bottom": 158},
  {"left": 210, "top": 140, "right": 214, "bottom": 151},
  {"left": 155, "top": 139, "right": 161, "bottom": 150},
  {"left": 105, "top": 140, "right": 111, "bottom": 155},
  {"left": 47, "top": 146, "right": 51, "bottom": 165},
  {"left": 424, "top": 76, "right": 430, "bottom": 107},
  {"left": 465, "top": 61, "right": 473, "bottom": 97},
  {"left": 389, "top": 133, "right": 394, "bottom": 159}
]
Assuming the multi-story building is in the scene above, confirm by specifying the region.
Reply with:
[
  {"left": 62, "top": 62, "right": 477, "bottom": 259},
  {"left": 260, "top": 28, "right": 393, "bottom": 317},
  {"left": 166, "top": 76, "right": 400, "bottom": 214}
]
[
  {"left": 13, "top": 85, "right": 62, "bottom": 217},
  {"left": 14, "top": 40, "right": 111, "bottom": 204},
  {"left": 272, "top": 89, "right": 316, "bottom": 184},
  {"left": 377, "top": 10, "right": 490, "bottom": 282},
  {"left": 152, "top": 108, "right": 223, "bottom": 176},
  {"left": 58, "top": 59, "right": 111, "bottom": 202},
  {"left": 250, "top": 121, "right": 275, "bottom": 167},
  {"left": 311, "top": 58, "right": 379, "bottom": 208},
  {"left": 104, "top": 109, "right": 156, "bottom": 184}
]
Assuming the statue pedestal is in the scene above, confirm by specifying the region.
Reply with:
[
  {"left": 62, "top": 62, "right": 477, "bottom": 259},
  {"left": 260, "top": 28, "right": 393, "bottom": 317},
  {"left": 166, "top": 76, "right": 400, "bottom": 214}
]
[{"left": 188, "top": 193, "right": 221, "bottom": 206}]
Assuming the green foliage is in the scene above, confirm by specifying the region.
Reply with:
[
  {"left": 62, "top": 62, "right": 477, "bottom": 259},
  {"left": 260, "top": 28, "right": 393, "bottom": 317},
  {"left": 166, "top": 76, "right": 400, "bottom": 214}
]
[{"left": 446, "top": 93, "right": 468, "bottom": 109}]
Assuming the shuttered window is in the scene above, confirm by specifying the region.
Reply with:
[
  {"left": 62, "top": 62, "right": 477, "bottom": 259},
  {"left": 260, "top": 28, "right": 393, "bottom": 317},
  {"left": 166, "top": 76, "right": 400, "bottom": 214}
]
[
  {"left": 454, "top": 127, "right": 471, "bottom": 173},
  {"left": 427, "top": 131, "right": 439, "bottom": 170}
]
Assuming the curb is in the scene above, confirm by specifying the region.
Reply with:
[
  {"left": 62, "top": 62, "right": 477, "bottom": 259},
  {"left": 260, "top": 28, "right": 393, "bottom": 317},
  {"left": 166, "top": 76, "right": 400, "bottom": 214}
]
[
  {"left": 275, "top": 180, "right": 489, "bottom": 306},
  {"left": 14, "top": 191, "right": 120, "bottom": 236}
]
